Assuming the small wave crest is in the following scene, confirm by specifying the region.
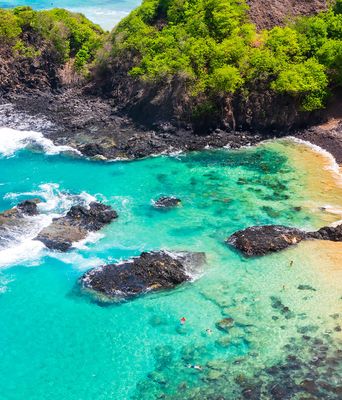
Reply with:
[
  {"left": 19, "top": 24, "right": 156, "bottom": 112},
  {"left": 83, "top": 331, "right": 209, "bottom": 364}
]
[{"left": 0, "top": 127, "right": 80, "bottom": 157}]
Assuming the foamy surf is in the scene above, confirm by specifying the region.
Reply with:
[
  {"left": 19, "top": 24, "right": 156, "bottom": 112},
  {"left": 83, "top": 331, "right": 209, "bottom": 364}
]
[{"left": 0, "top": 127, "right": 80, "bottom": 157}]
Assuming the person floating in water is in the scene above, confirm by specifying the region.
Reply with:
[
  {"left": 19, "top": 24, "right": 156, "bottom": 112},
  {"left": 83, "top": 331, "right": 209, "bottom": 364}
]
[
  {"left": 187, "top": 364, "right": 203, "bottom": 370},
  {"left": 180, "top": 317, "right": 186, "bottom": 324},
  {"left": 206, "top": 328, "right": 213, "bottom": 335}
]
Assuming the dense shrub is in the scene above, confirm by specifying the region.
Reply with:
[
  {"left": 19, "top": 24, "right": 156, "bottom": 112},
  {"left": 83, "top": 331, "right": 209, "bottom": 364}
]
[
  {"left": 0, "top": 7, "right": 104, "bottom": 71},
  {"left": 110, "top": 0, "right": 342, "bottom": 111}
]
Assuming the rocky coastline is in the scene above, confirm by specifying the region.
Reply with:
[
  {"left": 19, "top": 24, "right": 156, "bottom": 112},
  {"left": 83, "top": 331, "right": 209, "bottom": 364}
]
[{"left": 1, "top": 88, "right": 341, "bottom": 163}]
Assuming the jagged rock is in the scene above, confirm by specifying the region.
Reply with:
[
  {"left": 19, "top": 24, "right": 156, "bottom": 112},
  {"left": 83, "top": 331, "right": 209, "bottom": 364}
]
[
  {"left": 226, "top": 224, "right": 342, "bottom": 256},
  {"left": 16, "top": 199, "right": 41, "bottom": 216},
  {"left": 80, "top": 251, "right": 206, "bottom": 300},
  {"left": 35, "top": 202, "right": 117, "bottom": 251},
  {"left": 0, "top": 199, "right": 40, "bottom": 225},
  {"left": 153, "top": 196, "right": 181, "bottom": 208}
]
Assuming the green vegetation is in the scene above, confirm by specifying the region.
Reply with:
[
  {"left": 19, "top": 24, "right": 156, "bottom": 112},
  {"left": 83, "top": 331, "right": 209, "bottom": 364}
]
[
  {"left": 110, "top": 0, "right": 342, "bottom": 111},
  {"left": 0, "top": 7, "right": 104, "bottom": 71}
]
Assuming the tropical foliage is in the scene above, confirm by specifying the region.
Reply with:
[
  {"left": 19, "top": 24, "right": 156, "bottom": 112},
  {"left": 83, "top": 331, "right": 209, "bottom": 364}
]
[
  {"left": 0, "top": 7, "right": 104, "bottom": 71},
  {"left": 110, "top": 0, "right": 342, "bottom": 111}
]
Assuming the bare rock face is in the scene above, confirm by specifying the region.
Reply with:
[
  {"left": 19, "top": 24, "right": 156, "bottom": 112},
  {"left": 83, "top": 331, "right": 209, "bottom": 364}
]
[
  {"left": 35, "top": 202, "right": 117, "bottom": 251},
  {"left": 247, "top": 0, "right": 328, "bottom": 30},
  {"left": 226, "top": 224, "right": 342, "bottom": 256},
  {"left": 80, "top": 251, "right": 206, "bottom": 301}
]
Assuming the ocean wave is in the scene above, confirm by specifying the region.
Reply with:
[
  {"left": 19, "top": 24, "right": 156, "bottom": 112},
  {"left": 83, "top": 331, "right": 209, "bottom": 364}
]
[{"left": 0, "top": 127, "right": 80, "bottom": 157}]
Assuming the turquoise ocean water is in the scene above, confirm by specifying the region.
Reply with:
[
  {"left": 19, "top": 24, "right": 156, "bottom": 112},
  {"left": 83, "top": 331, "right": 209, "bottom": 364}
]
[
  {"left": 0, "top": 122, "right": 341, "bottom": 399},
  {"left": 0, "top": 0, "right": 140, "bottom": 30}
]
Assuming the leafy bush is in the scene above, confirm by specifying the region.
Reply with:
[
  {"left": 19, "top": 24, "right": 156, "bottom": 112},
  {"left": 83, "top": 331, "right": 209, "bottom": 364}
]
[
  {"left": 0, "top": 10, "right": 21, "bottom": 44},
  {"left": 0, "top": 7, "right": 104, "bottom": 71},
  {"left": 108, "top": 0, "right": 342, "bottom": 111}
]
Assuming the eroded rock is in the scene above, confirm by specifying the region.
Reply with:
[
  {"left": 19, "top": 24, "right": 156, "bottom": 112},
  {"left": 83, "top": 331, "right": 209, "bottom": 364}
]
[
  {"left": 80, "top": 251, "right": 206, "bottom": 300},
  {"left": 35, "top": 202, "right": 117, "bottom": 251}
]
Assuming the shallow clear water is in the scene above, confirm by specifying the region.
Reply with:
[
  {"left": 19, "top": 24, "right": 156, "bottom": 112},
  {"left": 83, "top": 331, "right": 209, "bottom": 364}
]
[
  {"left": 0, "top": 126, "right": 341, "bottom": 399},
  {"left": 0, "top": 0, "right": 140, "bottom": 30}
]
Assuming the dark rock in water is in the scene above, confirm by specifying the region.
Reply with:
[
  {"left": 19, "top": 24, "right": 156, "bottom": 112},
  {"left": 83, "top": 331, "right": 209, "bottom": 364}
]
[
  {"left": 226, "top": 225, "right": 305, "bottom": 256},
  {"left": 0, "top": 199, "right": 41, "bottom": 224},
  {"left": 35, "top": 202, "right": 117, "bottom": 251},
  {"left": 308, "top": 224, "right": 342, "bottom": 242},
  {"left": 0, "top": 198, "right": 41, "bottom": 247},
  {"left": 16, "top": 199, "right": 41, "bottom": 216},
  {"left": 0, "top": 198, "right": 40, "bottom": 227},
  {"left": 80, "top": 251, "right": 206, "bottom": 300},
  {"left": 153, "top": 196, "right": 181, "bottom": 208},
  {"left": 226, "top": 223, "right": 342, "bottom": 256}
]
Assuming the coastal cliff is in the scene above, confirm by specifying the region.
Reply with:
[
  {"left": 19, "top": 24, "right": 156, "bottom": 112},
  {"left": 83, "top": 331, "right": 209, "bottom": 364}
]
[{"left": 0, "top": 1, "right": 341, "bottom": 159}]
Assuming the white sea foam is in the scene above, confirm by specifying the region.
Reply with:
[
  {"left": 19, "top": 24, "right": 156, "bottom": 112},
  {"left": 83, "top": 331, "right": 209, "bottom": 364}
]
[{"left": 0, "top": 127, "right": 80, "bottom": 157}]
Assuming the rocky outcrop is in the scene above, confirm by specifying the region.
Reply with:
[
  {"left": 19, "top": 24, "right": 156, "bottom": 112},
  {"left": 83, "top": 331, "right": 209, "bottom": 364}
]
[
  {"left": 0, "top": 199, "right": 41, "bottom": 247},
  {"left": 247, "top": 0, "right": 328, "bottom": 30},
  {"left": 80, "top": 251, "right": 206, "bottom": 300},
  {"left": 226, "top": 224, "right": 342, "bottom": 256},
  {"left": 153, "top": 196, "right": 181, "bottom": 208},
  {"left": 35, "top": 202, "right": 117, "bottom": 251},
  {"left": 0, "top": 198, "right": 40, "bottom": 226}
]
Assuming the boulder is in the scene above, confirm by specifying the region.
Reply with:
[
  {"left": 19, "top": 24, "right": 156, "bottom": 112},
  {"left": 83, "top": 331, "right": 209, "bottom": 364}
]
[
  {"left": 35, "top": 202, "right": 117, "bottom": 251},
  {"left": 226, "top": 223, "right": 342, "bottom": 256},
  {"left": 153, "top": 196, "right": 181, "bottom": 208},
  {"left": 80, "top": 250, "right": 206, "bottom": 300}
]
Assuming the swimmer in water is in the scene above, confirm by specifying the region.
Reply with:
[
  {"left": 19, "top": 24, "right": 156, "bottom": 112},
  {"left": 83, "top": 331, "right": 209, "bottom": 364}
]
[{"left": 187, "top": 364, "right": 203, "bottom": 370}]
